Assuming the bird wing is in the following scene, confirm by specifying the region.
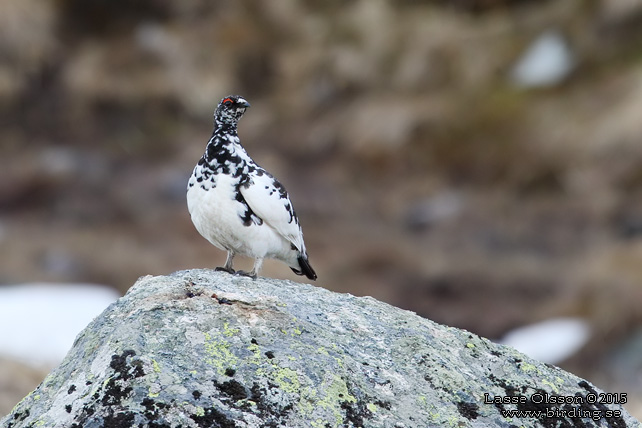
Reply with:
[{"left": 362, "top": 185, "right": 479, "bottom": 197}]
[{"left": 239, "top": 171, "right": 305, "bottom": 251}]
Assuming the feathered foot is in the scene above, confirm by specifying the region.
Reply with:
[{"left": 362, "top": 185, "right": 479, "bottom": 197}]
[
  {"left": 234, "top": 258, "right": 263, "bottom": 280},
  {"left": 215, "top": 251, "right": 236, "bottom": 274}
]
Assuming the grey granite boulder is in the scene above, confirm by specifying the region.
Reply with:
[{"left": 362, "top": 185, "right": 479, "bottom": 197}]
[{"left": 1, "top": 270, "right": 639, "bottom": 427}]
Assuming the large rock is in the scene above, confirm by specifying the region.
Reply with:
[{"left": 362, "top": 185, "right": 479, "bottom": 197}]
[{"left": 1, "top": 270, "right": 638, "bottom": 427}]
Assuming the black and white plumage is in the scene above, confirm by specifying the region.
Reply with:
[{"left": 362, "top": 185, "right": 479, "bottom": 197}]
[{"left": 187, "top": 95, "right": 317, "bottom": 280}]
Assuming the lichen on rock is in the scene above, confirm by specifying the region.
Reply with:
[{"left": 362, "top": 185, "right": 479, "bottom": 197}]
[{"left": 1, "top": 270, "right": 639, "bottom": 427}]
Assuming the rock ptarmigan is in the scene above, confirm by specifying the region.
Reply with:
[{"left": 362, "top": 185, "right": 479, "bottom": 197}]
[{"left": 187, "top": 95, "right": 317, "bottom": 280}]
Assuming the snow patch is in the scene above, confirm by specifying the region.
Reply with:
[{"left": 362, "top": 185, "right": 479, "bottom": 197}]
[
  {"left": 500, "top": 317, "right": 591, "bottom": 364},
  {"left": 0, "top": 283, "right": 120, "bottom": 368},
  {"left": 510, "top": 30, "right": 574, "bottom": 88}
]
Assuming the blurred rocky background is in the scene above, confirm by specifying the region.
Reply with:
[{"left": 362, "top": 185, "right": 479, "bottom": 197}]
[{"left": 1, "top": 0, "right": 642, "bottom": 420}]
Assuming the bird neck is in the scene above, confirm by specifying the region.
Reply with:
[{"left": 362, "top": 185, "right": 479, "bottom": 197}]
[
  {"left": 202, "top": 125, "right": 247, "bottom": 167},
  {"left": 213, "top": 120, "right": 238, "bottom": 135}
]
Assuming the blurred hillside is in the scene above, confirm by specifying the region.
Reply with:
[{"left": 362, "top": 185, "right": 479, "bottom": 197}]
[{"left": 2, "top": 0, "right": 642, "bottom": 418}]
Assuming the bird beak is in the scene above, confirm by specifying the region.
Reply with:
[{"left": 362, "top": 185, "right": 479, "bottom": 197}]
[{"left": 238, "top": 98, "right": 250, "bottom": 108}]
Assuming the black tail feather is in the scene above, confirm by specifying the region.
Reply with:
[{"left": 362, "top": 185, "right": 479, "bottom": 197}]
[{"left": 292, "top": 255, "right": 317, "bottom": 280}]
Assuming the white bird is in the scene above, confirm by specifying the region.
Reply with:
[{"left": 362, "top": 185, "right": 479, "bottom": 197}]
[{"left": 187, "top": 95, "right": 317, "bottom": 280}]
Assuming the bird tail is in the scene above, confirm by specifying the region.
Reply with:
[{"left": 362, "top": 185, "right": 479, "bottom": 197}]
[{"left": 291, "top": 255, "right": 317, "bottom": 280}]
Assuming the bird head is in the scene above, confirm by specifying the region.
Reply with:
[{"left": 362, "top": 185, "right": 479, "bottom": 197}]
[{"left": 214, "top": 95, "right": 250, "bottom": 127}]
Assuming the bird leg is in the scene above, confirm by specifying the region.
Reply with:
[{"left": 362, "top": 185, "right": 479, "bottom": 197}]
[
  {"left": 215, "top": 251, "right": 236, "bottom": 274},
  {"left": 235, "top": 258, "right": 263, "bottom": 280}
]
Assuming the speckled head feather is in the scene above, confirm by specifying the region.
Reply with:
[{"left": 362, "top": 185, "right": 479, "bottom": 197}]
[{"left": 214, "top": 95, "right": 250, "bottom": 127}]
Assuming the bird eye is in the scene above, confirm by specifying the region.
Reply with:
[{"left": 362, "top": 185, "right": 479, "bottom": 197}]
[{"left": 222, "top": 98, "right": 233, "bottom": 107}]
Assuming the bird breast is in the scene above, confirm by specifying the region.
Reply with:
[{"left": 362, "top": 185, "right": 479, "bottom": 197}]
[{"left": 187, "top": 173, "right": 295, "bottom": 262}]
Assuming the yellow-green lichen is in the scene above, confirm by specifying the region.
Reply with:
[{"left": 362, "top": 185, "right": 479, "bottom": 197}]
[
  {"left": 237, "top": 399, "right": 257, "bottom": 408},
  {"left": 148, "top": 380, "right": 161, "bottom": 398},
  {"left": 9, "top": 395, "right": 30, "bottom": 415},
  {"left": 311, "top": 419, "right": 328, "bottom": 428},
  {"left": 447, "top": 414, "right": 462, "bottom": 427},
  {"left": 152, "top": 359, "right": 161, "bottom": 373},
  {"left": 541, "top": 378, "right": 559, "bottom": 393},
  {"left": 87, "top": 380, "right": 104, "bottom": 400},
  {"left": 297, "top": 375, "right": 358, "bottom": 426},
  {"left": 246, "top": 342, "right": 262, "bottom": 365},
  {"left": 297, "top": 387, "right": 318, "bottom": 415},
  {"left": 276, "top": 318, "right": 304, "bottom": 336},
  {"left": 203, "top": 331, "right": 239, "bottom": 375},
  {"left": 223, "top": 322, "right": 239, "bottom": 337},
  {"left": 367, "top": 402, "right": 377, "bottom": 412},
  {"left": 272, "top": 367, "right": 301, "bottom": 394},
  {"left": 519, "top": 362, "right": 537, "bottom": 373},
  {"left": 466, "top": 342, "right": 475, "bottom": 349},
  {"left": 426, "top": 404, "right": 465, "bottom": 428},
  {"left": 194, "top": 406, "right": 205, "bottom": 417},
  {"left": 333, "top": 357, "right": 344, "bottom": 368},
  {"left": 317, "top": 375, "right": 357, "bottom": 426},
  {"left": 281, "top": 325, "right": 303, "bottom": 336},
  {"left": 246, "top": 340, "right": 305, "bottom": 397}
]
